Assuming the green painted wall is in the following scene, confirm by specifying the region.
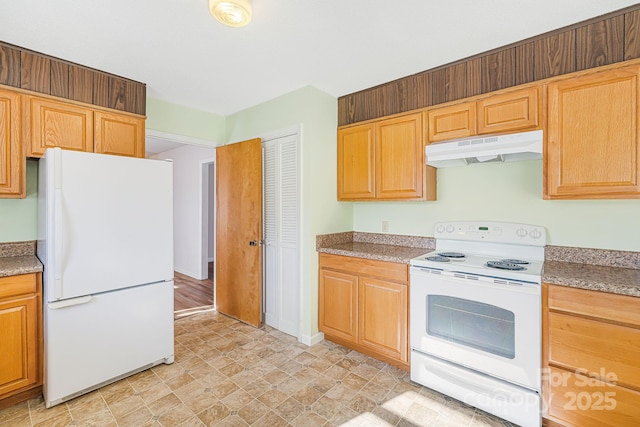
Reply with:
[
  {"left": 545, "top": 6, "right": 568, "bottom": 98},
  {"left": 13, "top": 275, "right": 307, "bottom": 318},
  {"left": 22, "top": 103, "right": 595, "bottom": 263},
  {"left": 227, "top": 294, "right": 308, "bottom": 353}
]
[
  {"left": 0, "top": 160, "right": 38, "bottom": 243},
  {"left": 353, "top": 160, "right": 640, "bottom": 251},
  {"left": 226, "top": 86, "right": 353, "bottom": 342},
  {"left": 146, "top": 97, "right": 226, "bottom": 143}
]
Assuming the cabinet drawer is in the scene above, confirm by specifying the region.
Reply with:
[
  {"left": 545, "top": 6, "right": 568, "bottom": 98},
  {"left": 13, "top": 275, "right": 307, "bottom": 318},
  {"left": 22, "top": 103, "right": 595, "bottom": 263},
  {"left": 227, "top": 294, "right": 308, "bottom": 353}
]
[
  {"left": 319, "top": 253, "right": 408, "bottom": 283},
  {"left": 548, "top": 284, "right": 640, "bottom": 327},
  {"left": 546, "top": 367, "right": 640, "bottom": 427},
  {"left": 0, "top": 274, "right": 37, "bottom": 300},
  {"left": 549, "top": 312, "right": 640, "bottom": 389}
]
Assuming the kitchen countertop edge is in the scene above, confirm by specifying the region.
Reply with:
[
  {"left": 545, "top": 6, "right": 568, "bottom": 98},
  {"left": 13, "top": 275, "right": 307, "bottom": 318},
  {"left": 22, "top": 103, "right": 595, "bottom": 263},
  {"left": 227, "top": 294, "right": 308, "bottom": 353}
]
[
  {"left": 317, "top": 233, "right": 640, "bottom": 298},
  {"left": 0, "top": 255, "right": 44, "bottom": 278}
]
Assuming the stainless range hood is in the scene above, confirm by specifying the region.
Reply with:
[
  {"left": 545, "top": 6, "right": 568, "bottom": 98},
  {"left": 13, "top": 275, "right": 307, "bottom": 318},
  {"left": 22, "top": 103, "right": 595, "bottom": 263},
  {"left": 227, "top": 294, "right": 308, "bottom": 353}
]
[{"left": 426, "top": 129, "right": 543, "bottom": 168}]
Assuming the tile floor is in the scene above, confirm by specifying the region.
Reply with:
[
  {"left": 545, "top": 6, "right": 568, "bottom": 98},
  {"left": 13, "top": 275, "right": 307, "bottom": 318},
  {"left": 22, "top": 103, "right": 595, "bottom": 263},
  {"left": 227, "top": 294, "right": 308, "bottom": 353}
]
[{"left": 0, "top": 311, "right": 516, "bottom": 427}]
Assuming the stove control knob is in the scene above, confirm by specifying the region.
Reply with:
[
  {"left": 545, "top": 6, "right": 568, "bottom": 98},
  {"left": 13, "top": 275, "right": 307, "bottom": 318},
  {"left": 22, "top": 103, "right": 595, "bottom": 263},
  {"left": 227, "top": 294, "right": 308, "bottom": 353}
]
[
  {"left": 529, "top": 228, "right": 542, "bottom": 239},
  {"left": 516, "top": 227, "right": 528, "bottom": 238},
  {"left": 445, "top": 224, "right": 455, "bottom": 233},
  {"left": 436, "top": 224, "right": 446, "bottom": 234}
]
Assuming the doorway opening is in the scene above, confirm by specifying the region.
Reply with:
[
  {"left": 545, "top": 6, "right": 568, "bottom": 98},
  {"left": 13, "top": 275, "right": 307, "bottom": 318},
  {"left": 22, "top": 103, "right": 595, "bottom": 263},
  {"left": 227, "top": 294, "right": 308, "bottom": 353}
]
[{"left": 145, "top": 129, "right": 216, "bottom": 319}]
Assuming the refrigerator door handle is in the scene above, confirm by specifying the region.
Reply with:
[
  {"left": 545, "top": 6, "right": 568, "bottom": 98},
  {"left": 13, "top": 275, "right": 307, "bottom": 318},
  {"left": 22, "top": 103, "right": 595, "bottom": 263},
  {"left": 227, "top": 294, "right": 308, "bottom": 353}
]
[
  {"left": 53, "top": 148, "right": 64, "bottom": 299},
  {"left": 54, "top": 187, "right": 63, "bottom": 299},
  {"left": 48, "top": 295, "right": 92, "bottom": 309}
]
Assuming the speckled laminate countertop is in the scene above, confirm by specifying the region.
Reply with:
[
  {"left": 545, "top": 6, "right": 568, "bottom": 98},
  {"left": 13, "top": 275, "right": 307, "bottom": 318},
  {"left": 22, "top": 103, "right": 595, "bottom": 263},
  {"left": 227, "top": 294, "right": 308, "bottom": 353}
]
[
  {"left": 317, "top": 232, "right": 640, "bottom": 298},
  {"left": 0, "top": 241, "right": 43, "bottom": 278},
  {"left": 0, "top": 255, "right": 43, "bottom": 278},
  {"left": 543, "top": 261, "right": 640, "bottom": 298},
  {"left": 318, "top": 242, "right": 430, "bottom": 264}
]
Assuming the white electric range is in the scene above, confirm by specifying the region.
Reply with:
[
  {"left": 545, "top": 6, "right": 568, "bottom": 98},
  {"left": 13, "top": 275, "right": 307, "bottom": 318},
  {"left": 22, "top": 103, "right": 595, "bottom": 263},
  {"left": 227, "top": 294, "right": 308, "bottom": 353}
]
[{"left": 410, "top": 221, "right": 546, "bottom": 427}]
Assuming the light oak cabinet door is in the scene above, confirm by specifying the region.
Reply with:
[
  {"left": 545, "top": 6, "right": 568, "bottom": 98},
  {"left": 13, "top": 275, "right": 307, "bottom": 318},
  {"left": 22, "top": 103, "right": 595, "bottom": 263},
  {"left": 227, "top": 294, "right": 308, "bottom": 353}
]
[
  {"left": 477, "top": 86, "right": 541, "bottom": 135},
  {"left": 0, "top": 88, "right": 23, "bottom": 198},
  {"left": 427, "top": 102, "right": 476, "bottom": 142},
  {"left": 94, "top": 111, "right": 145, "bottom": 158},
  {"left": 338, "top": 113, "right": 435, "bottom": 201},
  {"left": 358, "top": 277, "right": 408, "bottom": 362},
  {"left": 0, "top": 274, "right": 40, "bottom": 400},
  {"left": 546, "top": 65, "right": 640, "bottom": 199},
  {"left": 319, "top": 269, "right": 358, "bottom": 343},
  {"left": 24, "top": 96, "right": 93, "bottom": 157},
  {"left": 375, "top": 113, "right": 424, "bottom": 200},
  {"left": 337, "top": 123, "right": 375, "bottom": 200},
  {"left": 318, "top": 253, "right": 409, "bottom": 370}
]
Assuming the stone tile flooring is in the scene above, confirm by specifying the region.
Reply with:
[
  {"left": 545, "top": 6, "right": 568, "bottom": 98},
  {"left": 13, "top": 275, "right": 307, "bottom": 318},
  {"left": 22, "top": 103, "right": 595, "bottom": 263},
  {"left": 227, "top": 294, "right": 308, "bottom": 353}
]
[{"left": 0, "top": 311, "right": 516, "bottom": 426}]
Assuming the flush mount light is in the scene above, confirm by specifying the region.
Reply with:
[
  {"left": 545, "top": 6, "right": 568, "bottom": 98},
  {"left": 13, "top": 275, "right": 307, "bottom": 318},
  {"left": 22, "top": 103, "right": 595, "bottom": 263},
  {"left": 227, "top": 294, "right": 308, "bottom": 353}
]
[{"left": 209, "top": 0, "right": 252, "bottom": 27}]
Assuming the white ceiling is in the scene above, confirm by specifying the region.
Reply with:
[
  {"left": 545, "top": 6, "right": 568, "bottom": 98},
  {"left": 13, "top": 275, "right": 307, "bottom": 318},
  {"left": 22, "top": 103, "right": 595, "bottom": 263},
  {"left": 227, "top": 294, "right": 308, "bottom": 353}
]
[{"left": 0, "top": 1, "right": 637, "bottom": 116}]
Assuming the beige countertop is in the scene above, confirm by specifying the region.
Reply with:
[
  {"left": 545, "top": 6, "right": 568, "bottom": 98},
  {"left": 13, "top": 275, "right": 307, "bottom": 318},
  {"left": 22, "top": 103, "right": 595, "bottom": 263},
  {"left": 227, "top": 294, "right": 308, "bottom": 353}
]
[
  {"left": 0, "top": 255, "right": 43, "bottom": 278},
  {"left": 317, "top": 232, "right": 640, "bottom": 298}
]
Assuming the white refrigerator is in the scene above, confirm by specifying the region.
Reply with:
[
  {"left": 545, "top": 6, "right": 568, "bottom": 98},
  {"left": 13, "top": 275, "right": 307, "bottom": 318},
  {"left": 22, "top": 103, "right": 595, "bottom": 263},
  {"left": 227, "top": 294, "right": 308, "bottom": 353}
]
[{"left": 37, "top": 148, "right": 175, "bottom": 408}]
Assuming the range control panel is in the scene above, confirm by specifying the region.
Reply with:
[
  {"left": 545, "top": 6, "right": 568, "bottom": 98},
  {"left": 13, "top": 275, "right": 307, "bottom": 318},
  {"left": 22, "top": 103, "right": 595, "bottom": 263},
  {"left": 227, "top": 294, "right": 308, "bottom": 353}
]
[{"left": 434, "top": 221, "right": 546, "bottom": 246}]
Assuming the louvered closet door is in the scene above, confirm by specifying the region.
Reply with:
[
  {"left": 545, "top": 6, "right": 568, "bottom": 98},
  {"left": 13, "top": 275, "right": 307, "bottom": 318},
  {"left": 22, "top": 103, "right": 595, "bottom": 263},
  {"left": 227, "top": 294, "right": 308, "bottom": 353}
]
[{"left": 263, "top": 134, "right": 300, "bottom": 337}]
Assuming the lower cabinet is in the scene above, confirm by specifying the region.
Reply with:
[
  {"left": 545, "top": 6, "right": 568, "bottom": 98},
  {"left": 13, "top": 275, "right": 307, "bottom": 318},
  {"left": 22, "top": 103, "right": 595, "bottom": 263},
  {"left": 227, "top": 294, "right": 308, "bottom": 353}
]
[
  {"left": 542, "top": 283, "right": 640, "bottom": 426},
  {"left": 319, "top": 253, "right": 409, "bottom": 370},
  {"left": 0, "top": 273, "right": 42, "bottom": 408}
]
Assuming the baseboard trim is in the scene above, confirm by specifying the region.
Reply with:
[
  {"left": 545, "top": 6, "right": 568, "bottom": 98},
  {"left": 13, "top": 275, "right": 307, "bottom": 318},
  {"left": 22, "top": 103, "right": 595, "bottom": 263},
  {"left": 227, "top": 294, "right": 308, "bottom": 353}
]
[
  {"left": 174, "top": 267, "right": 206, "bottom": 280},
  {"left": 299, "top": 332, "right": 324, "bottom": 346}
]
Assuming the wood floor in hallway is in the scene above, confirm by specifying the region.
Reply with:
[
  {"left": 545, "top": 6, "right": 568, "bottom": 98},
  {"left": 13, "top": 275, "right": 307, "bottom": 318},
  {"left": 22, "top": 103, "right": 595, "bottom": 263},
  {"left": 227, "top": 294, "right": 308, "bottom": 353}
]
[{"left": 174, "top": 262, "right": 214, "bottom": 318}]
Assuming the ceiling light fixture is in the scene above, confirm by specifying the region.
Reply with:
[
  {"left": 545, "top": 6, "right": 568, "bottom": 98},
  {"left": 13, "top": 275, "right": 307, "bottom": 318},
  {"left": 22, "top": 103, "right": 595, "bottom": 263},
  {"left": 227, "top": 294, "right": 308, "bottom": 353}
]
[{"left": 209, "top": 0, "right": 252, "bottom": 27}]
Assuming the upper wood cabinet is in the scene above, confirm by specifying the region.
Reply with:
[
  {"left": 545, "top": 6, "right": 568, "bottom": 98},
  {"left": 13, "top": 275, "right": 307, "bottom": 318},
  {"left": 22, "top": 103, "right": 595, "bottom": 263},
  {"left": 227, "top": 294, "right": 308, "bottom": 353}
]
[
  {"left": 546, "top": 65, "right": 640, "bottom": 199},
  {"left": 94, "top": 111, "right": 145, "bottom": 158},
  {"left": 477, "top": 86, "right": 540, "bottom": 134},
  {"left": 427, "top": 86, "right": 542, "bottom": 143},
  {"left": 23, "top": 94, "right": 145, "bottom": 159},
  {"left": 337, "top": 123, "right": 375, "bottom": 200},
  {"left": 0, "top": 88, "right": 24, "bottom": 198},
  {"left": 427, "top": 102, "right": 476, "bottom": 143},
  {"left": 24, "top": 96, "right": 93, "bottom": 157},
  {"left": 338, "top": 112, "right": 435, "bottom": 201}
]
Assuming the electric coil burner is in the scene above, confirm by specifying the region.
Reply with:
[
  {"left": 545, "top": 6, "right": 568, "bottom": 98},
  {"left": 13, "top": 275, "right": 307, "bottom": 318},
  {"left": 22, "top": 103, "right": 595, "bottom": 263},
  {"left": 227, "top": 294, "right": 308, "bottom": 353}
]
[{"left": 409, "top": 221, "right": 546, "bottom": 427}]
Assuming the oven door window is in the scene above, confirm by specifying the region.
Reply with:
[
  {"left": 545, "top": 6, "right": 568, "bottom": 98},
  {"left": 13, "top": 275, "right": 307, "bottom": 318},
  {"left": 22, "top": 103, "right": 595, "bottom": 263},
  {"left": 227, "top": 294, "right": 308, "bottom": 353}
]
[{"left": 427, "top": 295, "right": 515, "bottom": 359}]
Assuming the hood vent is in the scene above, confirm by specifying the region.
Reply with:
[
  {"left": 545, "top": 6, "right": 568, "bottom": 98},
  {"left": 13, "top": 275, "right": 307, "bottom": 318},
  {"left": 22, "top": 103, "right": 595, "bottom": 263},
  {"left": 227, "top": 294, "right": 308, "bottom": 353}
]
[{"left": 426, "top": 129, "right": 543, "bottom": 168}]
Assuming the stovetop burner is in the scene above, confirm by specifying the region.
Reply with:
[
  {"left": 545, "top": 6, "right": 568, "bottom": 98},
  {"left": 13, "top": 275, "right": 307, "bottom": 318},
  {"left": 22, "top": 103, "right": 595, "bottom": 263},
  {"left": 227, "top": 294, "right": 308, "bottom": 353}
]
[
  {"left": 436, "top": 252, "right": 466, "bottom": 259},
  {"left": 486, "top": 260, "right": 526, "bottom": 271},
  {"left": 500, "top": 259, "right": 530, "bottom": 265},
  {"left": 426, "top": 256, "right": 451, "bottom": 262}
]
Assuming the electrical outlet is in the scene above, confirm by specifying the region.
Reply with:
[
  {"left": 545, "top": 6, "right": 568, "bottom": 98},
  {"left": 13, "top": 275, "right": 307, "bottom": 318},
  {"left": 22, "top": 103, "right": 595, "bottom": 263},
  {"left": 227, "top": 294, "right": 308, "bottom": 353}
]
[{"left": 382, "top": 221, "right": 390, "bottom": 232}]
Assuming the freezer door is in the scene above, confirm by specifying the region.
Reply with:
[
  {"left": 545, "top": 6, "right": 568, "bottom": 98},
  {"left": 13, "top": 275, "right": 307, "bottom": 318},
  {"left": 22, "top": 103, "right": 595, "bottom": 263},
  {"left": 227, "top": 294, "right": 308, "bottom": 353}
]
[
  {"left": 43, "top": 281, "right": 174, "bottom": 407},
  {"left": 41, "top": 149, "right": 173, "bottom": 301}
]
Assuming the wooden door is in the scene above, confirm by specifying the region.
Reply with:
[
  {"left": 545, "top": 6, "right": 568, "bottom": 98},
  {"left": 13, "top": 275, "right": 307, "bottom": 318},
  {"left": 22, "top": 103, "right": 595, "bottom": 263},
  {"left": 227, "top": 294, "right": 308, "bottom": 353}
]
[
  {"left": 0, "top": 88, "right": 23, "bottom": 198},
  {"left": 358, "top": 277, "right": 407, "bottom": 362},
  {"left": 337, "top": 123, "right": 375, "bottom": 200},
  {"left": 0, "top": 295, "right": 38, "bottom": 396},
  {"left": 375, "top": 113, "right": 425, "bottom": 200},
  {"left": 427, "top": 102, "right": 476, "bottom": 142},
  {"left": 216, "top": 138, "right": 263, "bottom": 327},
  {"left": 24, "top": 96, "right": 93, "bottom": 157},
  {"left": 477, "top": 86, "right": 541, "bottom": 135},
  {"left": 94, "top": 111, "right": 145, "bottom": 158},
  {"left": 546, "top": 65, "right": 640, "bottom": 199},
  {"left": 318, "top": 269, "right": 358, "bottom": 343}
]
